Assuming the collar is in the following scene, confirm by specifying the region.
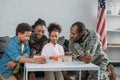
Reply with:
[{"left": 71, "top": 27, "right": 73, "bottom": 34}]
[
  {"left": 49, "top": 42, "right": 58, "bottom": 47},
  {"left": 14, "top": 36, "right": 20, "bottom": 45},
  {"left": 75, "top": 29, "right": 89, "bottom": 43},
  {"left": 14, "top": 36, "right": 27, "bottom": 45}
]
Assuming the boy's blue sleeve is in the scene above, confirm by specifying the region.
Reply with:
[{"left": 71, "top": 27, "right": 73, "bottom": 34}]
[
  {"left": 5, "top": 43, "right": 30, "bottom": 62},
  {"left": 5, "top": 44, "right": 22, "bottom": 62}
]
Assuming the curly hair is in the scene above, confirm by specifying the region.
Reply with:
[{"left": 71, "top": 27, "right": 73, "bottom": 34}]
[
  {"left": 47, "top": 23, "right": 62, "bottom": 35},
  {"left": 32, "top": 18, "right": 46, "bottom": 30},
  {"left": 16, "top": 23, "right": 32, "bottom": 36}
]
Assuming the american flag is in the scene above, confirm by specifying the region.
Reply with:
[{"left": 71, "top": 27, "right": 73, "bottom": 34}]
[{"left": 96, "top": 0, "right": 107, "bottom": 51}]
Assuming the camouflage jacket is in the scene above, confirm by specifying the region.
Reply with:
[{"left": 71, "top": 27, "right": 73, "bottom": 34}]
[
  {"left": 69, "top": 29, "right": 108, "bottom": 65},
  {"left": 58, "top": 36, "right": 69, "bottom": 53},
  {"left": 29, "top": 33, "right": 48, "bottom": 55},
  {"left": 29, "top": 34, "right": 69, "bottom": 56}
]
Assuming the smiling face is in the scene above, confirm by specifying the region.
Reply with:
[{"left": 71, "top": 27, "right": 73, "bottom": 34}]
[
  {"left": 49, "top": 31, "right": 59, "bottom": 45},
  {"left": 18, "top": 31, "right": 32, "bottom": 43},
  {"left": 34, "top": 25, "right": 46, "bottom": 39}
]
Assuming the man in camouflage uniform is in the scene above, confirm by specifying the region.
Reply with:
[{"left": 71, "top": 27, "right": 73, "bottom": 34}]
[{"left": 69, "top": 21, "right": 108, "bottom": 80}]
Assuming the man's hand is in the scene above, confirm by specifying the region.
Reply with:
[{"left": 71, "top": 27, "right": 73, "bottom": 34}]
[
  {"left": 78, "top": 55, "right": 93, "bottom": 64},
  {"left": 78, "top": 55, "right": 85, "bottom": 61},
  {"left": 83, "top": 55, "right": 93, "bottom": 64},
  {"left": 7, "top": 61, "right": 17, "bottom": 69}
]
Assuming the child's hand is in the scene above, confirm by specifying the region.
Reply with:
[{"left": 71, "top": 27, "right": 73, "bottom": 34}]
[
  {"left": 57, "top": 55, "right": 64, "bottom": 58},
  {"left": 33, "top": 57, "right": 46, "bottom": 64},
  {"left": 7, "top": 61, "right": 17, "bottom": 69}
]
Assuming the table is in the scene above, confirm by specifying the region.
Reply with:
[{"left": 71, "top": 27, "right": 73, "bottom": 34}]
[{"left": 24, "top": 60, "right": 100, "bottom": 80}]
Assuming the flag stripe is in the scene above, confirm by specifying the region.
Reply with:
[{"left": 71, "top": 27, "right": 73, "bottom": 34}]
[
  {"left": 96, "top": 8, "right": 104, "bottom": 32},
  {"left": 97, "top": 13, "right": 105, "bottom": 35},
  {"left": 101, "top": 18, "right": 106, "bottom": 40},
  {"left": 100, "top": 18, "right": 106, "bottom": 36},
  {"left": 96, "top": 0, "right": 107, "bottom": 51},
  {"left": 103, "top": 34, "right": 107, "bottom": 50}
]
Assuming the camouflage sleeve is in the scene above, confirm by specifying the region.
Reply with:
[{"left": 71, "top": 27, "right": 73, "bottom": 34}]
[
  {"left": 69, "top": 32, "right": 101, "bottom": 58},
  {"left": 69, "top": 41, "right": 83, "bottom": 59},
  {"left": 84, "top": 32, "right": 100, "bottom": 56},
  {"left": 68, "top": 32, "right": 102, "bottom": 59}
]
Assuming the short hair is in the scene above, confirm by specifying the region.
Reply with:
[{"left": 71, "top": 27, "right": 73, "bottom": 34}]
[
  {"left": 47, "top": 23, "right": 62, "bottom": 35},
  {"left": 32, "top": 18, "right": 46, "bottom": 30},
  {"left": 71, "top": 22, "right": 86, "bottom": 33},
  {"left": 16, "top": 23, "right": 32, "bottom": 35}
]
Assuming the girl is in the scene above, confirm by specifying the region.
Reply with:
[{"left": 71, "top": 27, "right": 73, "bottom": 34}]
[{"left": 41, "top": 23, "right": 64, "bottom": 80}]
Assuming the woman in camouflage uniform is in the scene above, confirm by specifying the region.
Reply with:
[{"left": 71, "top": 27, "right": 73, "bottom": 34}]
[
  {"left": 29, "top": 18, "right": 48, "bottom": 56},
  {"left": 29, "top": 18, "right": 48, "bottom": 80}
]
